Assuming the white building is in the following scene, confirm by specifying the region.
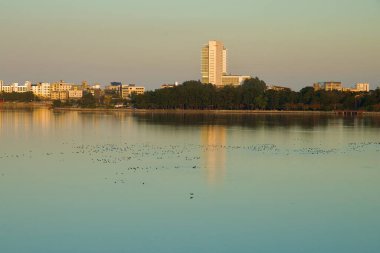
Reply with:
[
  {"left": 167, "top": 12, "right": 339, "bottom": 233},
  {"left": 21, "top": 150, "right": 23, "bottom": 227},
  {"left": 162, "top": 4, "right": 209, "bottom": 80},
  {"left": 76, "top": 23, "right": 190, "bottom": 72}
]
[
  {"left": 0, "top": 82, "right": 31, "bottom": 93},
  {"left": 222, "top": 75, "right": 251, "bottom": 86},
  {"left": 1, "top": 83, "right": 13, "bottom": 93},
  {"left": 31, "top": 83, "right": 51, "bottom": 98},
  {"left": 121, "top": 84, "right": 145, "bottom": 99},
  {"left": 202, "top": 40, "right": 226, "bottom": 86},
  {"left": 18, "top": 82, "right": 31, "bottom": 92},
  {"left": 354, "top": 83, "right": 370, "bottom": 92},
  {"left": 201, "top": 40, "right": 251, "bottom": 86}
]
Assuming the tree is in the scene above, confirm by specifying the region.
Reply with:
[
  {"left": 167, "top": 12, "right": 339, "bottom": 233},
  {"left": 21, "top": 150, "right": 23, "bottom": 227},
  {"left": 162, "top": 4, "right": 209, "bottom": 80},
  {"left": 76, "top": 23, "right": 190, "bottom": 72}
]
[
  {"left": 79, "top": 93, "right": 96, "bottom": 108},
  {"left": 52, "top": 100, "right": 62, "bottom": 108}
]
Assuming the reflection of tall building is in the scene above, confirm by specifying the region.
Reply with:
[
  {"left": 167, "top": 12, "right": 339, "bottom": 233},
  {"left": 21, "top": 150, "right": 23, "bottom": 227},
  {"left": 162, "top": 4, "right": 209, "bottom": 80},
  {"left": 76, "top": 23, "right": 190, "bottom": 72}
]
[{"left": 201, "top": 125, "right": 227, "bottom": 185}]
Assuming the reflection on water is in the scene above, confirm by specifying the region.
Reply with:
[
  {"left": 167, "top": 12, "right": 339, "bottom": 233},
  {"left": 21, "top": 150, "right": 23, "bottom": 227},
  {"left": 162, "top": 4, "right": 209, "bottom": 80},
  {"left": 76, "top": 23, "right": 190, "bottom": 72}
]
[
  {"left": 132, "top": 112, "right": 380, "bottom": 129},
  {"left": 201, "top": 125, "right": 226, "bottom": 185},
  {"left": 2, "top": 109, "right": 380, "bottom": 134},
  {"left": 1, "top": 109, "right": 380, "bottom": 253}
]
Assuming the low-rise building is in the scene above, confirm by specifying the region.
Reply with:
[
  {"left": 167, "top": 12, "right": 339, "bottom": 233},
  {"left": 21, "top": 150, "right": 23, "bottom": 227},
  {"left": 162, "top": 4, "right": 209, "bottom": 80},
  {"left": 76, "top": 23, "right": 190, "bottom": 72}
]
[
  {"left": 161, "top": 84, "right": 177, "bottom": 89},
  {"left": 314, "top": 82, "right": 343, "bottom": 91},
  {"left": 0, "top": 82, "right": 31, "bottom": 93},
  {"left": 267, "top": 85, "right": 291, "bottom": 91},
  {"left": 51, "top": 91, "right": 69, "bottom": 101},
  {"left": 324, "top": 82, "right": 343, "bottom": 91},
  {"left": 68, "top": 90, "right": 83, "bottom": 99},
  {"left": 314, "top": 82, "right": 370, "bottom": 92},
  {"left": 1, "top": 83, "right": 13, "bottom": 93},
  {"left": 222, "top": 75, "right": 251, "bottom": 86},
  {"left": 121, "top": 84, "right": 145, "bottom": 99},
  {"left": 51, "top": 80, "right": 74, "bottom": 92},
  {"left": 352, "top": 83, "right": 370, "bottom": 92}
]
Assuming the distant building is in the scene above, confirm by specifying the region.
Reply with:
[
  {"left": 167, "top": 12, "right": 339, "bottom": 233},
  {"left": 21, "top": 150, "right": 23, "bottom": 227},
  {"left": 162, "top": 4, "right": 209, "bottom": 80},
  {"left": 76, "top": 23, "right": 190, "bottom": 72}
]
[
  {"left": 222, "top": 75, "right": 251, "bottom": 86},
  {"left": 314, "top": 82, "right": 343, "bottom": 91},
  {"left": 161, "top": 83, "right": 179, "bottom": 89},
  {"left": 88, "top": 84, "right": 102, "bottom": 98},
  {"left": 267, "top": 85, "right": 291, "bottom": 91},
  {"left": 161, "top": 84, "right": 176, "bottom": 89},
  {"left": 121, "top": 84, "right": 145, "bottom": 99},
  {"left": 0, "top": 80, "right": 3, "bottom": 91},
  {"left": 1, "top": 82, "right": 31, "bottom": 93},
  {"left": 51, "top": 91, "right": 68, "bottom": 101},
  {"left": 201, "top": 40, "right": 251, "bottom": 87},
  {"left": 324, "top": 82, "right": 343, "bottom": 91},
  {"left": 51, "top": 80, "right": 74, "bottom": 92},
  {"left": 68, "top": 90, "right": 83, "bottom": 99},
  {"left": 105, "top": 82, "right": 122, "bottom": 95},
  {"left": 1, "top": 83, "right": 12, "bottom": 93},
  {"left": 202, "top": 40, "right": 226, "bottom": 86},
  {"left": 314, "top": 82, "right": 370, "bottom": 92},
  {"left": 31, "top": 83, "right": 51, "bottom": 98},
  {"left": 352, "top": 83, "right": 370, "bottom": 92}
]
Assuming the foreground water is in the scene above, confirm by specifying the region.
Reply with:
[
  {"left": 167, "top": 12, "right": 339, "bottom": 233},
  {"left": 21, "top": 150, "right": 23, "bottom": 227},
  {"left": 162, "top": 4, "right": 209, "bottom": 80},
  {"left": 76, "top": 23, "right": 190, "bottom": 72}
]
[{"left": 0, "top": 109, "right": 379, "bottom": 253}]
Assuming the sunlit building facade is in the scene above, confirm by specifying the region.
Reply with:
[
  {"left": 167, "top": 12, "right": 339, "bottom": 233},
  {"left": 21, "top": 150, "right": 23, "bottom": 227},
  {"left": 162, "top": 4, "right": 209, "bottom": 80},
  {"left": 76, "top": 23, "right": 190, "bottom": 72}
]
[
  {"left": 352, "top": 83, "right": 370, "bottom": 92},
  {"left": 202, "top": 40, "right": 251, "bottom": 87},
  {"left": 51, "top": 80, "right": 74, "bottom": 92},
  {"left": 31, "top": 83, "right": 51, "bottom": 98},
  {"left": 68, "top": 90, "right": 84, "bottom": 99},
  {"left": 314, "top": 82, "right": 370, "bottom": 92},
  {"left": 0, "top": 82, "right": 31, "bottom": 93},
  {"left": 121, "top": 84, "right": 145, "bottom": 99},
  {"left": 202, "top": 41, "right": 226, "bottom": 86},
  {"left": 51, "top": 91, "right": 69, "bottom": 101},
  {"left": 222, "top": 75, "right": 251, "bottom": 86}
]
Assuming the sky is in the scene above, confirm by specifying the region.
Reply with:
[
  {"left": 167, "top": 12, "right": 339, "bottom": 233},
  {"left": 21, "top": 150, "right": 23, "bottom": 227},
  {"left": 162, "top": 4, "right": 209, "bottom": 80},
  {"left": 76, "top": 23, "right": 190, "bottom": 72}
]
[{"left": 0, "top": 0, "right": 379, "bottom": 90}]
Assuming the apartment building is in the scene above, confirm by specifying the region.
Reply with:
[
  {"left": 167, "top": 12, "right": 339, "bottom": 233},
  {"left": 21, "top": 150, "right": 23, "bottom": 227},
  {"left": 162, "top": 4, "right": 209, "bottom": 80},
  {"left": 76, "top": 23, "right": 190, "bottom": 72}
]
[
  {"left": 31, "top": 83, "right": 51, "bottom": 98},
  {"left": 121, "top": 84, "right": 145, "bottom": 99},
  {"left": 202, "top": 40, "right": 251, "bottom": 87}
]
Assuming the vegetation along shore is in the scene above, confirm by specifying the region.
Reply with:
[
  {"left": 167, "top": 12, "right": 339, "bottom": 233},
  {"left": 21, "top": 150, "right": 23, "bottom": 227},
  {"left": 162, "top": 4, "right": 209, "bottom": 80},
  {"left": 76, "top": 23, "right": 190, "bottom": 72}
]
[{"left": 2, "top": 78, "right": 380, "bottom": 112}]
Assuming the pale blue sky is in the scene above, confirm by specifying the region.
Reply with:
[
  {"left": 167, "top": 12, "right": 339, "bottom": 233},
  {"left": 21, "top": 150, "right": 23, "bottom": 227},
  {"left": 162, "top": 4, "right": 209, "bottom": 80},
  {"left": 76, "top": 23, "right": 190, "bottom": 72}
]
[{"left": 0, "top": 0, "right": 379, "bottom": 90}]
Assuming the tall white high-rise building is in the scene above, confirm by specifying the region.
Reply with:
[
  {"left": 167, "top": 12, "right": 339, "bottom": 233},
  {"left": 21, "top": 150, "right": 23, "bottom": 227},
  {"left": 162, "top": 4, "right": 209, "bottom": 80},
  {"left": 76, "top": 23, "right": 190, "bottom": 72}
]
[
  {"left": 202, "top": 40, "right": 227, "bottom": 86},
  {"left": 202, "top": 40, "right": 250, "bottom": 87}
]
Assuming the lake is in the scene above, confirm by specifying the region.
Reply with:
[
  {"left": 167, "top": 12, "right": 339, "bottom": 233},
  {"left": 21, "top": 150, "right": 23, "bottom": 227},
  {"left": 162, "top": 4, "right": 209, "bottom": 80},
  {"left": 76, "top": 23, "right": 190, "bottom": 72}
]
[{"left": 1, "top": 109, "right": 380, "bottom": 253}]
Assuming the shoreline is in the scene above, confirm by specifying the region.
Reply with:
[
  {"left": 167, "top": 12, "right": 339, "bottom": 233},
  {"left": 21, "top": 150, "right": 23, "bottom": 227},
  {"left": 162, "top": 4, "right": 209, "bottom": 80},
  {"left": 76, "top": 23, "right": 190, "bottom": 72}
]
[
  {"left": 0, "top": 102, "right": 51, "bottom": 109},
  {"left": 1, "top": 102, "right": 380, "bottom": 115},
  {"left": 52, "top": 107, "right": 380, "bottom": 116}
]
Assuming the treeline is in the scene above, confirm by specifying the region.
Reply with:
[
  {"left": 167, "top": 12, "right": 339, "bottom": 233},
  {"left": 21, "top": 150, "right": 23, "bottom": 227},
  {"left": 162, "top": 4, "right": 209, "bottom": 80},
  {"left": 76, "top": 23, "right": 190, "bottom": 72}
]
[
  {"left": 0, "top": 92, "right": 39, "bottom": 102},
  {"left": 53, "top": 93, "right": 97, "bottom": 108},
  {"left": 132, "top": 79, "right": 380, "bottom": 111}
]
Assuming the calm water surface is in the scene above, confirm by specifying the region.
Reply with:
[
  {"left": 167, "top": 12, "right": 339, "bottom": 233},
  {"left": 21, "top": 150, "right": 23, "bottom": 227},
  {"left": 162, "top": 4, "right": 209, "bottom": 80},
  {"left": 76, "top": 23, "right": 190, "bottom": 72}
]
[{"left": 0, "top": 109, "right": 380, "bottom": 253}]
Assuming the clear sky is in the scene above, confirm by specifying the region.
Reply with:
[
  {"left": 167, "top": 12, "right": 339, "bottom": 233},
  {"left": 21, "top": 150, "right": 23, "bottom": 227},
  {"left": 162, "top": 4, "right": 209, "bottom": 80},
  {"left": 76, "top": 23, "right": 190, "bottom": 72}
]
[{"left": 0, "top": 0, "right": 379, "bottom": 90}]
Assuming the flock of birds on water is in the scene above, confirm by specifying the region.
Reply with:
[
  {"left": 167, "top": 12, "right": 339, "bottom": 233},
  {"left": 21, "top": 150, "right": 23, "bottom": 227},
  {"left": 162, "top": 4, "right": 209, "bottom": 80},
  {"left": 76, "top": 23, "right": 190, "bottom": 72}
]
[
  {"left": 1, "top": 141, "right": 379, "bottom": 162},
  {"left": 1, "top": 141, "right": 379, "bottom": 160},
  {"left": 1, "top": 141, "right": 379, "bottom": 198}
]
